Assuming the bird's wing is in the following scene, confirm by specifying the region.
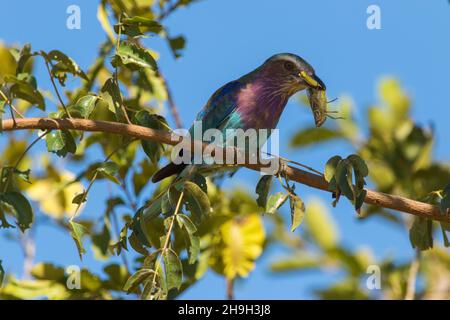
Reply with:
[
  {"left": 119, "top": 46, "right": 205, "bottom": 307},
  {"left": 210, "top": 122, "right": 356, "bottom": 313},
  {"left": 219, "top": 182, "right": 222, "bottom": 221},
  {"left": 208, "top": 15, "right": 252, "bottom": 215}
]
[{"left": 192, "top": 80, "right": 243, "bottom": 133}]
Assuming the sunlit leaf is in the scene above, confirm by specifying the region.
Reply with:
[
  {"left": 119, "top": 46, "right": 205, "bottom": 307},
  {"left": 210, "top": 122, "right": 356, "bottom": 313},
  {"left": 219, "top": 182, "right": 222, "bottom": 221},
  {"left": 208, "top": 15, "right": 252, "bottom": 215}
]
[
  {"left": 69, "top": 221, "right": 87, "bottom": 259},
  {"left": 46, "top": 50, "right": 88, "bottom": 86},
  {"left": 289, "top": 194, "right": 305, "bottom": 232},
  {"left": 123, "top": 268, "right": 153, "bottom": 293},
  {"left": 27, "top": 169, "right": 84, "bottom": 219},
  {"left": 291, "top": 127, "right": 342, "bottom": 148},
  {"left": 31, "top": 263, "right": 65, "bottom": 281},
  {"left": 0, "top": 44, "right": 17, "bottom": 83},
  {"left": 101, "top": 78, "right": 128, "bottom": 122},
  {"left": 324, "top": 155, "right": 342, "bottom": 183},
  {"left": 68, "top": 94, "right": 100, "bottom": 119},
  {"left": 271, "top": 253, "right": 321, "bottom": 272},
  {"left": 45, "top": 130, "right": 77, "bottom": 157},
  {"left": 115, "top": 16, "right": 162, "bottom": 37},
  {"left": 266, "top": 192, "right": 288, "bottom": 214},
  {"left": 95, "top": 161, "right": 120, "bottom": 184},
  {"left": 112, "top": 42, "right": 157, "bottom": 71},
  {"left": 6, "top": 74, "right": 45, "bottom": 110}
]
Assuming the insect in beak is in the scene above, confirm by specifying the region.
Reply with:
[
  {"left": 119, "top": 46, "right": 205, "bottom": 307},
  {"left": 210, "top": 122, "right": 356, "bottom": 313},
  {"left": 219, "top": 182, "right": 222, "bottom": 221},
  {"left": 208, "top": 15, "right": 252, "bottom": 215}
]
[{"left": 307, "top": 87, "right": 328, "bottom": 127}]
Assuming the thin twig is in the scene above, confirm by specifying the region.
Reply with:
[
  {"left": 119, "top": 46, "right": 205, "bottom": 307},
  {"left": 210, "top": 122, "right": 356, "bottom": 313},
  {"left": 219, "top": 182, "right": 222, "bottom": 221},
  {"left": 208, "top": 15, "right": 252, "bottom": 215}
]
[
  {"left": 263, "top": 151, "right": 324, "bottom": 177},
  {"left": 70, "top": 172, "right": 98, "bottom": 221},
  {"left": 113, "top": 14, "right": 132, "bottom": 125},
  {"left": 107, "top": 182, "right": 131, "bottom": 274},
  {"left": 42, "top": 56, "right": 72, "bottom": 118},
  {"left": 0, "top": 89, "right": 23, "bottom": 127},
  {"left": 14, "top": 130, "right": 49, "bottom": 170}
]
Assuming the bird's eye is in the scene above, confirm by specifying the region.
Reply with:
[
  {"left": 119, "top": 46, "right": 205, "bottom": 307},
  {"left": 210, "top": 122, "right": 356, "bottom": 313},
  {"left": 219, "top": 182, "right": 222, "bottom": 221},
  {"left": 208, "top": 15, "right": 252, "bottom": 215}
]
[{"left": 284, "top": 61, "right": 295, "bottom": 71}]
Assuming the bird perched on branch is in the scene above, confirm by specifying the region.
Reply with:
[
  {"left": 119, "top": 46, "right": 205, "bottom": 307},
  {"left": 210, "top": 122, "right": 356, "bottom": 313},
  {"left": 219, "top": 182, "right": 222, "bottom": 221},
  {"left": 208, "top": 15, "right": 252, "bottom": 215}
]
[{"left": 152, "top": 53, "right": 326, "bottom": 183}]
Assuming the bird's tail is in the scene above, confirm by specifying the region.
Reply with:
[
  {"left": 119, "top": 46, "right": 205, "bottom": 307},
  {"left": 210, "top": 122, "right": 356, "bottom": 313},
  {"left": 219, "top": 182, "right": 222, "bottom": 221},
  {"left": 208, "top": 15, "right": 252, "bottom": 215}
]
[{"left": 151, "top": 162, "right": 187, "bottom": 183}]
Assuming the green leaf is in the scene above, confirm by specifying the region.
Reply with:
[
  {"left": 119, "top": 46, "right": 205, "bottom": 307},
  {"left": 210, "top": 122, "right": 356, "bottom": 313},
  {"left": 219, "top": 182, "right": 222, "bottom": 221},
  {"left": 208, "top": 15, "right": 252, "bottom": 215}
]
[
  {"left": 335, "top": 160, "right": 354, "bottom": 201},
  {"left": 112, "top": 42, "right": 157, "bottom": 71},
  {"left": 324, "top": 156, "right": 342, "bottom": 182},
  {"left": 134, "top": 111, "right": 168, "bottom": 163},
  {"left": 123, "top": 268, "right": 153, "bottom": 293},
  {"left": 0, "top": 210, "right": 14, "bottom": 229},
  {"left": 409, "top": 217, "right": 433, "bottom": 250},
  {"left": 46, "top": 50, "right": 88, "bottom": 86},
  {"left": 347, "top": 154, "right": 369, "bottom": 177},
  {"left": 177, "top": 214, "right": 199, "bottom": 264},
  {"left": 69, "top": 221, "right": 87, "bottom": 259},
  {"left": 290, "top": 127, "right": 343, "bottom": 148},
  {"left": 128, "top": 231, "right": 149, "bottom": 256},
  {"left": 289, "top": 194, "right": 305, "bottom": 232},
  {"left": 190, "top": 173, "right": 207, "bottom": 194},
  {"left": 354, "top": 189, "right": 367, "bottom": 213},
  {"left": 136, "top": 202, "right": 165, "bottom": 248},
  {"left": 1, "top": 191, "right": 34, "bottom": 232},
  {"left": 163, "top": 248, "right": 182, "bottom": 290},
  {"left": 101, "top": 78, "right": 127, "bottom": 122},
  {"left": 270, "top": 253, "right": 321, "bottom": 272},
  {"left": 95, "top": 161, "right": 120, "bottom": 184},
  {"left": 12, "top": 168, "right": 31, "bottom": 184},
  {"left": 31, "top": 263, "right": 65, "bottom": 281},
  {"left": 92, "top": 223, "right": 111, "bottom": 257},
  {"left": 115, "top": 16, "right": 163, "bottom": 37},
  {"left": 255, "top": 175, "right": 273, "bottom": 208},
  {"left": 68, "top": 94, "right": 99, "bottom": 119},
  {"left": 72, "top": 192, "right": 87, "bottom": 205},
  {"left": 6, "top": 74, "right": 45, "bottom": 110},
  {"left": 183, "top": 181, "right": 211, "bottom": 222},
  {"left": 266, "top": 192, "right": 289, "bottom": 214},
  {"left": 168, "top": 35, "right": 186, "bottom": 58},
  {"left": 15, "top": 43, "right": 35, "bottom": 74},
  {"left": 45, "top": 130, "right": 77, "bottom": 157}
]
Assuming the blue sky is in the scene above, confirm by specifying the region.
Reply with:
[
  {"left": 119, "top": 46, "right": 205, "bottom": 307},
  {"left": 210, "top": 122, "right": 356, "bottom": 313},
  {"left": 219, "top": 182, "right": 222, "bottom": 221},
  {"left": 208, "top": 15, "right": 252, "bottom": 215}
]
[{"left": 1, "top": 0, "right": 450, "bottom": 299}]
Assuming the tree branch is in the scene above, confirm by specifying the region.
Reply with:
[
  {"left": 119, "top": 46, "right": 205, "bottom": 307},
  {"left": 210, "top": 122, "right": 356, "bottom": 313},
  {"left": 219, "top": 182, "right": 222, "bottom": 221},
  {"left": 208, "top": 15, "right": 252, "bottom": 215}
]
[{"left": 1, "top": 117, "right": 449, "bottom": 223}]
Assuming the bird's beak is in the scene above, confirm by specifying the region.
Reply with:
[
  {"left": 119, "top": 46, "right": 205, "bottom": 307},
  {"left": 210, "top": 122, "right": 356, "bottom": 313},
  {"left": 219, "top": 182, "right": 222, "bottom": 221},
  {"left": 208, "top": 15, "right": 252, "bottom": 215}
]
[{"left": 300, "top": 71, "right": 326, "bottom": 90}]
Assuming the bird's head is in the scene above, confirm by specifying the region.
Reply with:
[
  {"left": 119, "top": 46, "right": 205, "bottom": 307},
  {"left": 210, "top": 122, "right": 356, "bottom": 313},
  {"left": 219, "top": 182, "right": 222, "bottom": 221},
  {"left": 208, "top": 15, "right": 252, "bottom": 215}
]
[
  {"left": 260, "top": 53, "right": 326, "bottom": 94},
  {"left": 258, "top": 53, "right": 327, "bottom": 126}
]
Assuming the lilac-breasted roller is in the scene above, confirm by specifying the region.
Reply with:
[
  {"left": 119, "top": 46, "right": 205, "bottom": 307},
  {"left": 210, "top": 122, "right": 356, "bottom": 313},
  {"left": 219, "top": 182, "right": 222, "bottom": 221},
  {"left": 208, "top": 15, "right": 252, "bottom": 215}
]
[{"left": 152, "top": 53, "right": 326, "bottom": 182}]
